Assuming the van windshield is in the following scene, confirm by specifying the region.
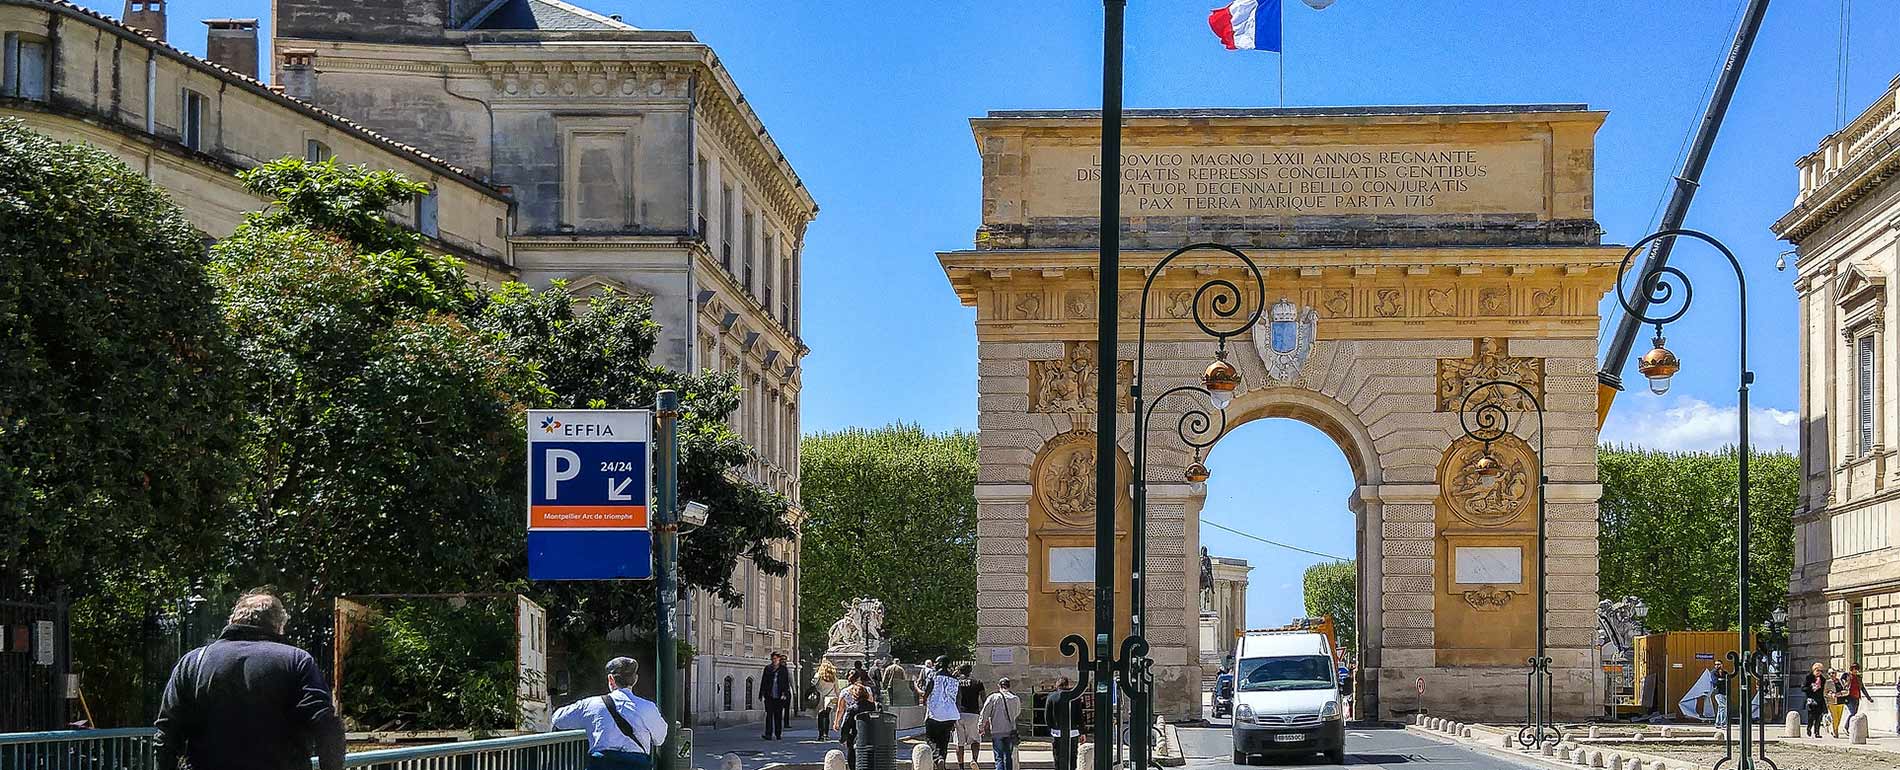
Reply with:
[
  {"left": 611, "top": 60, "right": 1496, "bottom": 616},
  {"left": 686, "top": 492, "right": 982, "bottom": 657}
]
[{"left": 1236, "top": 655, "right": 1334, "bottom": 692}]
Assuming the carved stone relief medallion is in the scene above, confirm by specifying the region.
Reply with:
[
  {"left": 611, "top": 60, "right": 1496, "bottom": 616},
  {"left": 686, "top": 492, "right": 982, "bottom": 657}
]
[
  {"left": 1436, "top": 337, "right": 1545, "bottom": 413},
  {"left": 1440, "top": 435, "right": 1535, "bottom": 528},
  {"left": 1251, "top": 297, "right": 1319, "bottom": 383},
  {"left": 1030, "top": 342, "right": 1133, "bottom": 413},
  {"left": 1461, "top": 586, "right": 1516, "bottom": 611},
  {"left": 1425, "top": 288, "right": 1456, "bottom": 317},
  {"left": 1054, "top": 586, "right": 1094, "bottom": 612},
  {"left": 1374, "top": 289, "right": 1403, "bottom": 317},
  {"left": 1322, "top": 289, "right": 1351, "bottom": 317},
  {"left": 1036, "top": 433, "right": 1099, "bottom": 529}
]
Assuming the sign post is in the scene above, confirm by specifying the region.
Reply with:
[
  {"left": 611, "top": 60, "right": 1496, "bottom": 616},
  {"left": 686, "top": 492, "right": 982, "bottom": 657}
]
[{"left": 526, "top": 409, "right": 653, "bottom": 581}]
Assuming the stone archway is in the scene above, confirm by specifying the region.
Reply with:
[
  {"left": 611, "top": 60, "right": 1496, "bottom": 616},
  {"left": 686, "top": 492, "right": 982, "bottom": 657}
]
[{"left": 942, "top": 104, "right": 1622, "bottom": 722}]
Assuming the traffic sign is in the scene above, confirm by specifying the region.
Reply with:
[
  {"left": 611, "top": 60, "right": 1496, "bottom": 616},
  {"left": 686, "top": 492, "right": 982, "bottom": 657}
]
[{"left": 526, "top": 410, "right": 653, "bottom": 580}]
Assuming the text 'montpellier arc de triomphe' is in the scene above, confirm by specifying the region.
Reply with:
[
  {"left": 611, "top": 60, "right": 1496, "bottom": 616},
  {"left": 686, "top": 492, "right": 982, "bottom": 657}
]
[{"left": 939, "top": 105, "right": 1618, "bottom": 722}]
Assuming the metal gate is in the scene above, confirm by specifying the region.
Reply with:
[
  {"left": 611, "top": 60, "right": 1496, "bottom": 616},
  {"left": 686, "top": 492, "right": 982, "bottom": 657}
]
[{"left": 0, "top": 591, "right": 69, "bottom": 731}]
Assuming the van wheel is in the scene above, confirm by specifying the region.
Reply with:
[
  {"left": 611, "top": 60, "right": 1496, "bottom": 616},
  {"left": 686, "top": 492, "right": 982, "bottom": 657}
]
[
  {"left": 1326, "top": 747, "right": 1346, "bottom": 764},
  {"left": 1233, "top": 751, "right": 1248, "bottom": 764}
]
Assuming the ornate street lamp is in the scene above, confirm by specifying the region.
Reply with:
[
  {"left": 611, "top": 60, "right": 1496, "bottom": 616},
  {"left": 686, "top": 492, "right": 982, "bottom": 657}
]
[
  {"left": 1053, "top": 243, "right": 1265, "bottom": 770},
  {"left": 1456, "top": 380, "right": 1558, "bottom": 749},
  {"left": 1613, "top": 228, "right": 1773, "bottom": 770}
]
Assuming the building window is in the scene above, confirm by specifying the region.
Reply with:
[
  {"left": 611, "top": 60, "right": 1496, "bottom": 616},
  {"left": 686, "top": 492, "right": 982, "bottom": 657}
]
[
  {"left": 780, "top": 236, "right": 792, "bottom": 324},
  {"left": 1857, "top": 334, "right": 1875, "bottom": 455},
  {"left": 745, "top": 678, "right": 755, "bottom": 711},
  {"left": 696, "top": 154, "right": 709, "bottom": 237},
  {"left": 762, "top": 235, "right": 775, "bottom": 313},
  {"left": 1848, "top": 599, "right": 1866, "bottom": 669},
  {"left": 720, "top": 184, "right": 734, "bottom": 272},
  {"left": 304, "top": 139, "right": 331, "bottom": 163},
  {"left": 742, "top": 207, "right": 755, "bottom": 293},
  {"left": 2, "top": 33, "right": 50, "bottom": 101},
  {"left": 722, "top": 677, "right": 733, "bottom": 711},
  {"left": 417, "top": 187, "right": 439, "bottom": 238},
  {"left": 180, "top": 89, "right": 207, "bottom": 150}
]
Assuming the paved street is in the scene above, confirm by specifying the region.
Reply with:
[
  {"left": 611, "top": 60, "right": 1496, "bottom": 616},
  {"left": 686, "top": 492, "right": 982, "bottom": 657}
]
[{"left": 1177, "top": 724, "right": 1539, "bottom": 770}]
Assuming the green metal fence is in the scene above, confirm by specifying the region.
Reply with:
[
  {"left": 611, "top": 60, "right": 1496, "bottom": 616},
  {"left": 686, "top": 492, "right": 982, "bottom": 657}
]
[{"left": 0, "top": 728, "right": 590, "bottom": 770}]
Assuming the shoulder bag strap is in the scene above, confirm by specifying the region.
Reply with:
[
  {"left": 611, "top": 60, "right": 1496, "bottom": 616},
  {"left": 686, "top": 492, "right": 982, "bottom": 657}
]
[{"left": 600, "top": 694, "right": 647, "bottom": 753}]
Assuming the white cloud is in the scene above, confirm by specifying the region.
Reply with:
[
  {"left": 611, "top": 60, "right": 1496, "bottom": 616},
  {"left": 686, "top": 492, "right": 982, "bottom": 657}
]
[{"left": 1598, "top": 396, "right": 1798, "bottom": 453}]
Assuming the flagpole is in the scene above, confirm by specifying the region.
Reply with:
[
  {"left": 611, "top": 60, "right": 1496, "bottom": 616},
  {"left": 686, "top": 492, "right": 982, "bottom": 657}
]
[{"left": 1278, "top": 1, "right": 1285, "bottom": 106}]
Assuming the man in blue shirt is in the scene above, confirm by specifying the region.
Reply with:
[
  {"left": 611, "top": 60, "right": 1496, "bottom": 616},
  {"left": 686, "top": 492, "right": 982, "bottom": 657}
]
[{"left": 553, "top": 657, "right": 669, "bottom": 770}]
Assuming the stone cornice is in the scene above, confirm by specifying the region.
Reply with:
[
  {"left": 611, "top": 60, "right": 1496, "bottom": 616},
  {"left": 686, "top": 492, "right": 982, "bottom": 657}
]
[{"left": 1774, "top": 130, "right": 1900, "bottom": 243}]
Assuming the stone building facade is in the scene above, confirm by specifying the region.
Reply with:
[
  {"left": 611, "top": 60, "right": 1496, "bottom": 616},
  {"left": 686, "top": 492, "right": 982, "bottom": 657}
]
[
  {"left": 268, "top": 0, "right": 816, "bottom": 726},
  {"left": 941, "top": 105, "right": 1617, "bottom": 722},
  {"left": 1774, "top": 73, "right": 1900, "bottom": 731},
  {"left": 1198, "top": 555, "right": 1250, "bottom": 675},
  {"left": 0, "top": 0, "right": 813, "bottom": 727}
]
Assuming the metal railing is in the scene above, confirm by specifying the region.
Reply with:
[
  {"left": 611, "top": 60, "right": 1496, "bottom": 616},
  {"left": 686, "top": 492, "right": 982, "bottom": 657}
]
[{"left": 0, "top": 728, "right": 590, "bottom": 770}]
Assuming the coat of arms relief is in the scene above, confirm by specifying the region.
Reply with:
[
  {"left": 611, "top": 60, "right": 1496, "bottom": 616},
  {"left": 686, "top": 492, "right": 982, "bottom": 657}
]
[{"left": 1251, "top": 297, "right": 1319, "bottom": 384}]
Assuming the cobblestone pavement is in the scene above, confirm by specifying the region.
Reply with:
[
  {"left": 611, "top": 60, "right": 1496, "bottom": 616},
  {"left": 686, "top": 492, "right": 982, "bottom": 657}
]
[{"left": 1593, "top": 741, "right": 1897, "bottom": 770}]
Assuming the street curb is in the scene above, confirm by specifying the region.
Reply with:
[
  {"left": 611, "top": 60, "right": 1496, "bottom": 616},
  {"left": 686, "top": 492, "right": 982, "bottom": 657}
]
[{"left": 1402, "top": 726, "right": 1703, "bottom": 770}]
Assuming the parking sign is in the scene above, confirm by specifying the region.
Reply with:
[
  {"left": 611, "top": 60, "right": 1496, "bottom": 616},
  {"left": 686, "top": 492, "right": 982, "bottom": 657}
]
[{"left": 526, "top": 410, "right": 653, "bottom": 580}]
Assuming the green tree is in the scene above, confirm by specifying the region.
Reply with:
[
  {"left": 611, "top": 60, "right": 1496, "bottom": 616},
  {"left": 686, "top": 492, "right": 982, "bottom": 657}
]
[
  {"left": 1301, "top": 561, "right": 1356, "bottom": 654},
  {"left": 798, "top": 424, "right": 978, "bottom": 662},
  {"left": 477, "top": 281, "right": 794, "bottom": 638},
  {"left": 0, "top": 119, "right": 243, "bottom": 724},
  {"left": 213, "top": 158, "right": 545, "bottom": 638},
  {"left": 1598, "top": 445, "right": 1797, "bottom": 632}
]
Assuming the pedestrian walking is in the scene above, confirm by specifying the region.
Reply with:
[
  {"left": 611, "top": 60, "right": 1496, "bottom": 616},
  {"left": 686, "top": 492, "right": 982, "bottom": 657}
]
[
  {"left": 760, "top": 652, "right": 793, "bottom": 740},
  {"left": 921, "top": 656, "right": 961, "bottom": 762},
  {"left": 813, "top": 660, "right": 841, "bottom": 740},
  {"left": 978, "top": 677, "right": 1023, "bottom": 770},
  {"left": 153, "top": 592, "right": 345, "bottom": 770},
  {"left": 551, "top": 657, "right": 668, "bottom": 770},
  {"left": 884, "top": 656, "right": 921, "bottom": 707},
  {"left": 1709, "top": 662, "right": 1731, "bottom": 726},
  {"left": 953, "top": 664, "right": 987, "bottom": 770},
  {"left": 836, "top": 670, "right": 877, "bottom": 769},
  {"left": 1843, "top": 663, "right": 1872, "bottom": 725},
  {"left": 1050, "top": 678, "right": 1084, "bottom": 770},
  {"left": 1802, "top": 663, "right": 1828, "bottom": 737},
  {"left": 1826, "top": 669, "right": 1843, "bottom": 733}
]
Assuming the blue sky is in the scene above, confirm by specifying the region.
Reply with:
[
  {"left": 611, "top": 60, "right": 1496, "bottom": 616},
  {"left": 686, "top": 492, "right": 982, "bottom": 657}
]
[{"left": 101, "top": 0, "right": 1899, "bottom": 630}]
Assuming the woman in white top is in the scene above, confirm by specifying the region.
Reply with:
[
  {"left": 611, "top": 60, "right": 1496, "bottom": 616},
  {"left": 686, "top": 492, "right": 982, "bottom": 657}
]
[{"left": 812, "top": 660, "right": 841, "bottom": 739}]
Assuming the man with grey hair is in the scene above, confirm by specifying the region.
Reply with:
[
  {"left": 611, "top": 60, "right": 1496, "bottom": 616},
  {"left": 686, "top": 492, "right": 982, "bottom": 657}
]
[
  {"left": 552, "top": 656, "right": 668, "bottom": 770},
  {"left": 154, "top": 591, "right": 344, "bottom": 770}
]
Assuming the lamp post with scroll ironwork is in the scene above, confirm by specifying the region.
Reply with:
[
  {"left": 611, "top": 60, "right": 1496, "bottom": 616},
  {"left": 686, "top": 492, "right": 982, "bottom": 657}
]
[
  {"left": 1051, "top": 242, "right": 1265, "bottom": 770},
  {"left": 1612, "top": 228, "right": 1772, "bottom": 770},
  {"left": 1456, "top": 380, "right": 1557, "bottom": 749}
]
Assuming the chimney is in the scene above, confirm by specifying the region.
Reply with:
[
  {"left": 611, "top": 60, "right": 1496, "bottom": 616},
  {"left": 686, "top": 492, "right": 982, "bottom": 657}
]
[
  {"left": 122, "top": 0, "right": 167, "bottom": 40},
  {"left": 202, "top": 19, "right": 259, "bottom": 80},
  {"left": 279, "top": 49, "right": 317, "bottom": 102}
]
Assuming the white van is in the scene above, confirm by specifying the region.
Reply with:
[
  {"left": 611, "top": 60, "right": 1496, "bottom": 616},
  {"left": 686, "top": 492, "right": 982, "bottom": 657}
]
[{"left": 1229, "top": 630, "right": 1345, "bottom": 764}]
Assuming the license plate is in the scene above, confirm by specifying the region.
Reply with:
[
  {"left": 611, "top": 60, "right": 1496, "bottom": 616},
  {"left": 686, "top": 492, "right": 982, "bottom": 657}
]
[{"left": 1273, "top": 733, "right": 1306, "bottom": 743}]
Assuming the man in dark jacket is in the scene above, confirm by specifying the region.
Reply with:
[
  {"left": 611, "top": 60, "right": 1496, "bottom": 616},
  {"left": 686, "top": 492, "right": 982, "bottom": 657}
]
[
  {"left": 154, "top": 592, "right": 345, "bottom": 770},
  {"left": 759, "top": 652, "right": 793, "bottom": 740}
]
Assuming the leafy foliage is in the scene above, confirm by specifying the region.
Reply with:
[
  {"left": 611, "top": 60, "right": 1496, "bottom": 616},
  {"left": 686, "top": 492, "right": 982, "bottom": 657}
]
[
  {"left": 212, "top": 158, "right": 545, "bottom": 641},
  {"left": 339, "top": 598, "right": 521, "bottom": 732},
  {"left": 477, "top": 281, "right": 795, "bottom": 638},
  {"left": 0, "top": 119, "right": 243, "bottom": 723},
  {"left": 798, "top": 424, "right": 978, "bottom": 661},
  {"left": 1301, "top": 561, "right": 1356, "bottom": 655},
  {"left": 1598, "top": 446, "right": 1797, "bottom": 632}
]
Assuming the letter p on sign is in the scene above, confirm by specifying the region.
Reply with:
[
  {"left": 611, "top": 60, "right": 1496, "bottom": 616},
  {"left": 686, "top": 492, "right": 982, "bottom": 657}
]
[{"left": 545, "top": 448, "right": 581, "bottom": 499}]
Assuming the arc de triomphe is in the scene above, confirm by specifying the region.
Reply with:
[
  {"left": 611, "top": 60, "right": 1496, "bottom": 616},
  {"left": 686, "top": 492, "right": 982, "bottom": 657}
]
[{"left": 939, "top": 105, "right": 1616, "bottom": 722}]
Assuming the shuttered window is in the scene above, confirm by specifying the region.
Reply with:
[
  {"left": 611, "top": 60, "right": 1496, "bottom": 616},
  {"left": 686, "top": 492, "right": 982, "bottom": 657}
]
[{"left": 1857, "top": 334, "right": 1876, "bottom": 454}]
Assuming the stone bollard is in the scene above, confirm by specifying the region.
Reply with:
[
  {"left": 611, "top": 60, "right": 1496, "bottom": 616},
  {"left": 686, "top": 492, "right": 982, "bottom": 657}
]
[
  {"left": 1627, "top": 759, "right": 1645, "bottom": 770},
  {"left": 1462, "top": 726, "right": 1473, "bottom": 738},
  {"left": 1784, "top": 711, "right": 1802, "bottom": 737},
  {"left": 1500, "top": 733, "right": 1514, "bottom": 749},
  {"left": 1850, "top": 713, "right": 1869, "bottom": 744},
  {"left": 1590, "top": 750, "right": 1606, "bottom": 768},
  {"left": 722, "top": 753, "right": 743, "bottom": 770},
  {"left": 1608, "top": 753, "right": 1624, "bottom": 770},
  {"left": 1588, "top": 726, "right": 1601, "bottom": 739},
  {"left": 824, "top": 750, "right": 847, "bottom": 770},
  {"left": 912, "top": 743, "right": 936, "bottom": 770},
  {"left": 1542, "top": 743, "right": 1556, "bottom": 757},
  {"left": 1559, "top": 746, "right": 1573, "bottom": 761},
  {"left": 1417, "top": 714, "right": 1427, "bottom": 726},
  {"left": 1659, "top": 727, "right": 1675, "bottom": 739}
]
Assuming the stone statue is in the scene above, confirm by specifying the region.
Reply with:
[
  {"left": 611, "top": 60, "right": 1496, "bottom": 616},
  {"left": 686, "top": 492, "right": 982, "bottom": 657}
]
[
  {"left": 1199, "top": 547, "right": 1215, "bottom": 610},
  {"left": 825, "top": 597, "right": 888, "bottom": 655}
]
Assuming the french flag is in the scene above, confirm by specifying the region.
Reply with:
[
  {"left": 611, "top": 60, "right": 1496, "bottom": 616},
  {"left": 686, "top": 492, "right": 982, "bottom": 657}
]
[{"left": 1209, "top": 0, "right": 1282, "bottom": 52}]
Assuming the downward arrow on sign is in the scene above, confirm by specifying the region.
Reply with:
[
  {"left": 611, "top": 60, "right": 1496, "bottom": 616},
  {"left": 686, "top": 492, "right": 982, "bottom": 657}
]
[{"left": 607, "top": 477, "right": 634, "bottom": 501}]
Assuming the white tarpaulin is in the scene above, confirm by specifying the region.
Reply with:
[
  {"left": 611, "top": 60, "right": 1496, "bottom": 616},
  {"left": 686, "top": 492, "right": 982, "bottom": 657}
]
[{"left": 1677, "top": 669, "right": 1761, "bottom": 721}]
